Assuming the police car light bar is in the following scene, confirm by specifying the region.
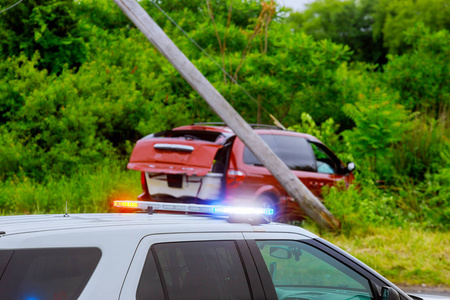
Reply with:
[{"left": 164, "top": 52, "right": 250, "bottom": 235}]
[{"left": 113, "top": 200, "right": 274, "bottom": 216}]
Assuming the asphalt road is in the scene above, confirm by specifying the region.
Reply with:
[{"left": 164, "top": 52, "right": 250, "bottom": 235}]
[
  {"left": 410, "top": 294, "right": 450, "bottom": 300},
  {"left": 400, "top": 286, "right": 450, "bottom": 300}
]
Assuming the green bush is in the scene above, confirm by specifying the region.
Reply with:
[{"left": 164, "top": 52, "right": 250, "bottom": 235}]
[
  {"left": 383, "top": 24, "right": 450, "bottom": 113},
  {"left": 342, "top": 89, "right": 413, "bottom": 176},
  {"left": 420, "top": 149, "right": 450, "bottom": 229},
  {"left": 391, "top": 113, "right": 449, "bottom": 182},
  {"left": 0, "top": 159, "right": 140, "bottom": 214},
  {"left": 322, "top": 181, "right": 400, "bottom": 236},
  {"left": 0, "top": 0, "right": 88, "bottom": 74}
]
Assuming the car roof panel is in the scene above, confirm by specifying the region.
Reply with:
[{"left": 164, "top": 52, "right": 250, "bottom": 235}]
[{"left": 0, "top": 213, "right": 317, "bottom": 238}]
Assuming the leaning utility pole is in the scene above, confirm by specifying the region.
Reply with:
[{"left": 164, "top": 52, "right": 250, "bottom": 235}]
[{"left": 113, "top": 0, "right": 340, "bottom": 231}]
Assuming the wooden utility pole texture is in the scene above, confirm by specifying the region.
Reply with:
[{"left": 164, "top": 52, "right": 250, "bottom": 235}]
[{"left": 113, "top": 0, "right": 340, "bottom": 231}]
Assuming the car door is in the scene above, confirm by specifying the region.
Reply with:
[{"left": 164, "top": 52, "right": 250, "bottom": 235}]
[
  {"left": 240, "top": 134, "right": 351, "bottom": 197},
  {"left": 120, "top": 233, "right": 266, "bottom": 300}
]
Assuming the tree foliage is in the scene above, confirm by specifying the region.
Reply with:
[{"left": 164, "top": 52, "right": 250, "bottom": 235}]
[
  {"left": 0, "top": 0, "right": 448, "bottom": 231},
  {"left": 286, "top": 0, "right": 386, "bottom": 64},
  {"left": 383, "top": 24, "right": 450, "bottom": 113},
  {"left": 0, "top": 0, "right": 87, "bottom": 74},
  {"left": 373, "top": 0, "right": 450, "bottom": 54},
  {"left": 287, "top": 0, "right": 450, "bottom": 63}
]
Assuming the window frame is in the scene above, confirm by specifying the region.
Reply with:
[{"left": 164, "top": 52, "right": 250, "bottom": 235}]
[{"left": 308, "top": 140, "right": 348, "bottom": 175}]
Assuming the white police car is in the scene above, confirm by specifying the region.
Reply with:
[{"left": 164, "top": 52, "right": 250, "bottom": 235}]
[{"left": 0, "top": 201, "right": 419, "bottom": 300}]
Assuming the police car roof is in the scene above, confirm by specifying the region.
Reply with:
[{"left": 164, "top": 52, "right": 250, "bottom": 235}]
[{"left": 0, "top": 213, "right": 318, "bottom": 239}]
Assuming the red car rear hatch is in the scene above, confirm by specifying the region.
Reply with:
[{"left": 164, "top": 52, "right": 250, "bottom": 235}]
[{"left": 128, "top": 138, "right": 222, "bottom": 176}]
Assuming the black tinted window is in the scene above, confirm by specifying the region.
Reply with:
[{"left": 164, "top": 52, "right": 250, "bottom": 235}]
[
  {"left": 152, "top": 241, "right": 251, "bottom": 300},
  {"left": 244, "top": 135, "right": 317, "bottom": 172},
  {"left": 0, "top": 248, "right": 101, "bottom": 300},
  {"left": 0, "top": 250, "right": 13, "bottom": 279},
  {"left": 137, "top": 249, "right": 165, "bottom": 300}
]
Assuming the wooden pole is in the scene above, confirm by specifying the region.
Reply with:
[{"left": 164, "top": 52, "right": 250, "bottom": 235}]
[{"left": 113, "top": 0, "right": 340, "bottom": 231}]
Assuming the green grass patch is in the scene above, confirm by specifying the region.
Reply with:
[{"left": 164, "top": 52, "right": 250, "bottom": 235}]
[
  {"left": 0, "top": 160, "right": 141, "bottom": 215},
  {"left": 305, "top": 225, "right": 450, "bottom": 286}
]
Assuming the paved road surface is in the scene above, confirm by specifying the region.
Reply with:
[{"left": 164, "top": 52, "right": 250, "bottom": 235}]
[
  {"left": 410, "top": 294, "right": 450, "bottom": 300},
  {"left": 400, "top": 286, "right": 450, "bottom": 300}
]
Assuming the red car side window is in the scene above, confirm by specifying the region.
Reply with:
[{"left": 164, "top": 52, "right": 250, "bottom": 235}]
[{"left": 243, "top": 135, "right": 317, "bottom": 172}]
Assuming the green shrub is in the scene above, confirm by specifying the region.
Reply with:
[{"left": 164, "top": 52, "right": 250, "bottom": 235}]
[
  {"left": 0, "top": 0, "right": 88, "bottom": 74},
  {"left": 322, "top": 181, "right": 403, "bottom": 236},
  {"left": 391, "top": 112, "right": 449, "bottom": 182},
  {"left": 383, "top": 24, "right": 449, "bottom": 113},
  {"left": 0, "top": 160, "right": 140, "bottom": 215},
  {"left": 420, "top": 148, "right": 450, "bottom": 229},
  {"left": 342, "top": 89, "right": 413, "bottom": 178}
]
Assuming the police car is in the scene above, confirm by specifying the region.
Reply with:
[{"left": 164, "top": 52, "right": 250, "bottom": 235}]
[{"left": 0, "top": 201, "right": 418, "bottom": 300}]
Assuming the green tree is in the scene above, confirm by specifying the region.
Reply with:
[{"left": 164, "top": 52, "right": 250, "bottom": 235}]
[
  {"left": 286, "top": 0, "right": 450, "bottom": 63},
  {"left": 0, "top": 0, "right": 87, "bottom": 74},
  {"left": 373, "top": 0, "right": 450, "bottom": 54},
  {"left": 286, "top": 0, "right": 387, "bottom": 64},
  {"left": 382, "top": 24, "right": 450, "bottom": 113}
]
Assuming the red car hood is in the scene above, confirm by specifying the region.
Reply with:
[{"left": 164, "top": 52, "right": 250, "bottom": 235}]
[{"left": 128, "top": 138, "right": 222, "bottom": 176}]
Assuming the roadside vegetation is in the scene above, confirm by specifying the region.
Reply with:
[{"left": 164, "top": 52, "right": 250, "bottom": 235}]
[{"left": 0, "top": 0, "right": 448, "bottom": 287}]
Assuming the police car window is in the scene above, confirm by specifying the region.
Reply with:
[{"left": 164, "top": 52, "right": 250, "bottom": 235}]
[
  {"left": 0, "top": 248, "right": 101, "bottom": 299},
  {"left": 151, "top": 241, "right": 252, "bottom": 300},
  {"left": 0, "top": 250, "right": 14, "bottom": 278},
  {"left": 137, "top": 249, "right": 165, "bottom": 300},
  {"left": 255, "top": 240, "right": 374, "bottom": 300},
  {"left": 243, "top": 135, "right": 317, "bottom": 172}
]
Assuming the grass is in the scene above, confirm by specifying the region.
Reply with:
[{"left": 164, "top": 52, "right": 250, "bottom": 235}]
[
  {"left": 0, "top": 160, "right": 141, "bottom": 215},
  {"left": 304, "top": 223, "right": 450, "bottom": 287}
]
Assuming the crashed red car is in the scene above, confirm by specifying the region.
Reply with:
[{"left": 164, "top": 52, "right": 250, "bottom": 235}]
[{"left": 128, "top": 124, "right": 355, "bottom": 220}]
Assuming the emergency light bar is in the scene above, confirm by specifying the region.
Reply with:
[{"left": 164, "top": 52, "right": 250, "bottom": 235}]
[{"left": 113, "top": 200, "right": 274, "bottom": 216}]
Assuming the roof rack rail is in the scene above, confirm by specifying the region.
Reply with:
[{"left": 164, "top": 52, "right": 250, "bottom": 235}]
[
  {"left": 248, "top": 124, "right": 284, "bottom": 130},
  {"left": 193, "top": 122, "right": 284, "bottom": 130},
  {"left": 193, "top": 122, "right": 227, "bottom": 126}
]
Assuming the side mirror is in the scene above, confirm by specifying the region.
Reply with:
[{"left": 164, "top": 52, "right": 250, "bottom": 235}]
[
  {"left": 347, "top": 162, "right": 356, "bottom": 172},
  {"left": 382, "top": 286, "right": 400, "bottom": 300},
  {"left": 269, "top": 247, "right": 292, "bottom": 259}
]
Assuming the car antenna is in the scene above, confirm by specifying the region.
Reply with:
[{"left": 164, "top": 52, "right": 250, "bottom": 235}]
[{"left": 64, "top": 200, "right": 69, "bottom": 217}]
